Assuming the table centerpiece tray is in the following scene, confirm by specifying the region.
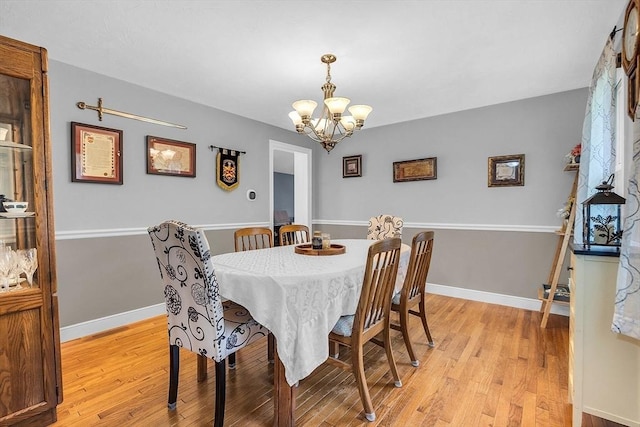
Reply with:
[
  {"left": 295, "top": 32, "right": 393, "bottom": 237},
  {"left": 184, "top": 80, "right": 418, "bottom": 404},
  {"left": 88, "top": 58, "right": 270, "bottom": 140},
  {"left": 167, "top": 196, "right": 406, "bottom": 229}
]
[{"left": 294, "top": 243, "right": 346, "bottom": 256}]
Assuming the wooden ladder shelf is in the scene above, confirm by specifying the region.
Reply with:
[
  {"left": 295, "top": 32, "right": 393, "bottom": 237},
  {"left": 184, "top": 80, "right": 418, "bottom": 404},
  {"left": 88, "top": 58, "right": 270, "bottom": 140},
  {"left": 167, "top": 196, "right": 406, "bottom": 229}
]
[{"left": 540, "top": 165, "right": 578, "bottom": 328}]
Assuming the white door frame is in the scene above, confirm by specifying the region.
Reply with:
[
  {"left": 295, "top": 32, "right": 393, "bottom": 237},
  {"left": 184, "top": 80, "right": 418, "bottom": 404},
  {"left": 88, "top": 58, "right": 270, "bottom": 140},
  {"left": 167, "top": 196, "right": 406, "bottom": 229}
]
[{"left": 269, "top": 140, "right": 312, "bottom": 231}]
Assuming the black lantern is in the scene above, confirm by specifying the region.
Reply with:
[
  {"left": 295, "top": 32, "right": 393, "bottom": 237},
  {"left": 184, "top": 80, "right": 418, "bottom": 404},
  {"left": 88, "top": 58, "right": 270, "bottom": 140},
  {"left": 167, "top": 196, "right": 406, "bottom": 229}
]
[{"left": 582, "top": 175, "right": 626, "bottom": 249}]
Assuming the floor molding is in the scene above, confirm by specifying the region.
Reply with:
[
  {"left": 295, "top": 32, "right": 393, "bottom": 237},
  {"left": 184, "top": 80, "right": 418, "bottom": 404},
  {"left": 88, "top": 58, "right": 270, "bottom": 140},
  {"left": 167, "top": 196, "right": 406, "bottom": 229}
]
[
  {"left": 59, "top": 283, "right": 568, "bottom": 343},
  {"left": 427, "top": 283, "right": 569, "bottom": 317},
  {"left": 60, "top": 304, "right": 166, "bottom": 343}
]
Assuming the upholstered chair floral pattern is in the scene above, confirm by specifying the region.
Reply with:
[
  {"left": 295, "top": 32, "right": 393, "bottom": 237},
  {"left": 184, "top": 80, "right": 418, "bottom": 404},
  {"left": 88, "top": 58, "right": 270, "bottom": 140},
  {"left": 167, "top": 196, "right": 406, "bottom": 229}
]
[
  {"left": 148, "top": 220, "right": 268, "bottom": 427},
  {"left": 367, "top": 214, "right": 404, "bottom": 240}
]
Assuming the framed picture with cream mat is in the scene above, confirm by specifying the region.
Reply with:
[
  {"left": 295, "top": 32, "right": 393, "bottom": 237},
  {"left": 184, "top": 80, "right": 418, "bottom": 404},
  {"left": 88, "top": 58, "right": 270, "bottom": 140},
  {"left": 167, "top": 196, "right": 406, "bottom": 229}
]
[{"left": 488, "top": 154, "right": 525, "bottom": 187}]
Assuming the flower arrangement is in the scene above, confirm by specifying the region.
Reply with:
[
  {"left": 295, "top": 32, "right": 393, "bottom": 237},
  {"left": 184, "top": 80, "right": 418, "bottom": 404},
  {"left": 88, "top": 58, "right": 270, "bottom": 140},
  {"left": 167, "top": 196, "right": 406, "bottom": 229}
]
[{"left": 566, "top": 143, "right": 581, "bottom": 164}]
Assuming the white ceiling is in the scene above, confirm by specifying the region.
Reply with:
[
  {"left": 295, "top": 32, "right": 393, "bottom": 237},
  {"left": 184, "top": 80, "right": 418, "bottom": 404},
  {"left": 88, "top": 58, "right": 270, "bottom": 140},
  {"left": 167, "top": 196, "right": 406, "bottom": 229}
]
[{"left": 0, "top": 0, "right": 627, "bottom": 132}]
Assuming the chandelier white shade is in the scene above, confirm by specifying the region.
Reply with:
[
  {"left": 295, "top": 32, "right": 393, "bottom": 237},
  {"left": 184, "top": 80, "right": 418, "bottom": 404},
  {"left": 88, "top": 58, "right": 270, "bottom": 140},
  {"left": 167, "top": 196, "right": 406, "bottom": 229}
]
[{"left": 289, "top": 54, "right": 372, "bottom": 153}]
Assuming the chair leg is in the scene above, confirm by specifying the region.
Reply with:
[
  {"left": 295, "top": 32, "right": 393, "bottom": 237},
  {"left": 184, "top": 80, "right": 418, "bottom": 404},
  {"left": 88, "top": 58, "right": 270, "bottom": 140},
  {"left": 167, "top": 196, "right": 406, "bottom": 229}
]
[
  {"left": 329, "top": 340, "right": 339, "bottom": 358},
  {"left": 168, "top": 345, "right": 179, "bottom": 410},
  {"left": 351, "top": 343, "right": 375, "bottom": 422},
  {"left": 399, "top": 308, "right": 419, "bottom": 367},
  {"left": 418, "top": 298, "right": 435, "bottom": 347},
  {"left": 197, "top": 353, "right": 208, "bottom": 382},
  {"left": 228, "top": 352, "right": 236, "bottom": 369},
  {"left": 268, "top": 332, "right": 275, "bottom": 363},
  {"left": 383, "top": 321, "right": 402, "bottom": 387},
  {"left": 214, "top": 359, "right": 226, "bottom": 427}
]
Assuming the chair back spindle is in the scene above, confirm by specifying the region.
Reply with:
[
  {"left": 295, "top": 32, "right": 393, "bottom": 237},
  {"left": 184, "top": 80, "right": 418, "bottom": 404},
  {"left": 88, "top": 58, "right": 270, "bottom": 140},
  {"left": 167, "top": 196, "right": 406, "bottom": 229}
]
[
  {"left": 279, "top": 224, "right": 310, "bottom": 246},
  {"left": 234, "top": 227, "right": 273, "bottom": 251},
  {"left": 358, "top": 239, "right": 401, "bottom": 331},
  {"left": 405, "top": 231, "right": 434, "bottom": 300}
]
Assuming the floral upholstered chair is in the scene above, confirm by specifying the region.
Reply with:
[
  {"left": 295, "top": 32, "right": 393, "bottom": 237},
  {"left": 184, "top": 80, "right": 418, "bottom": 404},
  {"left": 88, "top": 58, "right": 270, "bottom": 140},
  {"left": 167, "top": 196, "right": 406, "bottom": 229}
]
[
  {"left": 367, "top": 214, "right": 404, "bottom": 240},
  {"left": 148, "top": 220, "right": 268, "bottom": 427}
]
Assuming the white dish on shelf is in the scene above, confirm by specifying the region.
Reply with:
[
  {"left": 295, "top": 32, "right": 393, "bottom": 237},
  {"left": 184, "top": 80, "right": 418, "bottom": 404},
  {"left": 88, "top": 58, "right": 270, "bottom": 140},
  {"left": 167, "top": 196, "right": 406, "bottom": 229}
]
[
  {"left": 3, "top": 201, "right": 28, "bottom": 213},
  {"left": 0, "top": 140, "right": 32, "bottom": 150},
  {"left": 0, "top": 212, "right": 35, "bottom": 218}
]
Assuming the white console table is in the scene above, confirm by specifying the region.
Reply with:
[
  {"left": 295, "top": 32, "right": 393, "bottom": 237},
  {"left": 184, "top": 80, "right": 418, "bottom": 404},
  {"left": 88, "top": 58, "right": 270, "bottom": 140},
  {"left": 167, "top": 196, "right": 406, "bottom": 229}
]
[{"left": 569, "top": 248, "right": 640, "bottom": 427}]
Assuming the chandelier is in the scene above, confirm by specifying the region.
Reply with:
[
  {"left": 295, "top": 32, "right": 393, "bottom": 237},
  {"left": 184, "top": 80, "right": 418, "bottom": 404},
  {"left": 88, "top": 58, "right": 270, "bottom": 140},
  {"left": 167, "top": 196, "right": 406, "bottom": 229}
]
[{"left": 288, "top": 54, "right": 372, "bottom": 153}]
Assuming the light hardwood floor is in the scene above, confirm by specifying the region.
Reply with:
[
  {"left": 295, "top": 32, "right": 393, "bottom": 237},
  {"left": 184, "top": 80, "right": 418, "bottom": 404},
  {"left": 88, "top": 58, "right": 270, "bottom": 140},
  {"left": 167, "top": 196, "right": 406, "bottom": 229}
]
[{"left": 51, "top": 295, "right": 623, "bottom": 426}]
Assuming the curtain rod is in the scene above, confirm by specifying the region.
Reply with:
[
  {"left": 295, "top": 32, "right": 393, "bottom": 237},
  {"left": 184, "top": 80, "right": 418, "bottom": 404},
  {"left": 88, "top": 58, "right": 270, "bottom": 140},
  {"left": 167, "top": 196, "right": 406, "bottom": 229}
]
[{"left": 208, "top": 145, "right": 246, "bottom": 154}]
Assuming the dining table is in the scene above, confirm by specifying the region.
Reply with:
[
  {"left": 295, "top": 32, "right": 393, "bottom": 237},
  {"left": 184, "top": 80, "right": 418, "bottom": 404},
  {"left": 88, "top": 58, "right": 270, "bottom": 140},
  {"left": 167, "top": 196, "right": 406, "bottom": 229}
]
[{"left": 210, "top": 238, "right": 410, "bottom": 426}]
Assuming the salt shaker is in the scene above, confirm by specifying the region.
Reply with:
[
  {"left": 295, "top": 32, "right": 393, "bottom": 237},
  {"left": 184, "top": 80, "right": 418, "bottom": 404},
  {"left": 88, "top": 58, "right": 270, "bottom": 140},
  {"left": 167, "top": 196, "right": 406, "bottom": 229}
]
[{"left": 322, "top": 233, "right": 330, "bottom": 249}]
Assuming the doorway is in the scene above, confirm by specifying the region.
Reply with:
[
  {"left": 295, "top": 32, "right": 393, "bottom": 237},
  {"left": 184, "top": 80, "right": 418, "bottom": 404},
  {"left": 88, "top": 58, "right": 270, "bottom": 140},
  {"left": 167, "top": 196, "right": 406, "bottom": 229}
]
[{"left": 269, "top": 140, "right": 312, "bottom": 240}]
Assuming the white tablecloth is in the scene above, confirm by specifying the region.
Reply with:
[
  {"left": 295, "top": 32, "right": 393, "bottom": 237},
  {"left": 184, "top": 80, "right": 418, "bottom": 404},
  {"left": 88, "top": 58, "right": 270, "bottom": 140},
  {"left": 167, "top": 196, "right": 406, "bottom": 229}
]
[{"left": 210, "top": 239, "right": 409, "bottom": 386}]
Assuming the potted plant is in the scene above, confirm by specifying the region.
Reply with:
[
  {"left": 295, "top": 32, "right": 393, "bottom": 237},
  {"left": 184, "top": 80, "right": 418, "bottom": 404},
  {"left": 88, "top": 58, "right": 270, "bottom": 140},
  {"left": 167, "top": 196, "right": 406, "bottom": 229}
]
[{"left": 566, "top": 143, "right": 581, "bottom": 164}]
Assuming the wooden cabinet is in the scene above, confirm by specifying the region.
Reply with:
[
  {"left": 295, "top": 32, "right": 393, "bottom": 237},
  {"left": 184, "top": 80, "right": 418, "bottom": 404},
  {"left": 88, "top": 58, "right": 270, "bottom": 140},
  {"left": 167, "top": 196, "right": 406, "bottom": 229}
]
[
  {"left": 569, "top": 250, "right": 640, "bottom": 427},
  {"left": 0, "top": 35, "right": 61, "bottom": 425}
]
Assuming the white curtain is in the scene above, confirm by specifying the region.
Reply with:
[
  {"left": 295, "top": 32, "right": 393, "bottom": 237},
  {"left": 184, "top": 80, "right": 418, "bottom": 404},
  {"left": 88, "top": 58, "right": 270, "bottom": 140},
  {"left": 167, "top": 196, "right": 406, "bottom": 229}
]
[
  {"left": 615, "top": 92, "right": 640, "bottom": 337},
  {"left": 573, "top": 38, "right": 640, "bottom": 339},
  {"left": 574, "top": 38, "right": 617, "bottom": 246}
]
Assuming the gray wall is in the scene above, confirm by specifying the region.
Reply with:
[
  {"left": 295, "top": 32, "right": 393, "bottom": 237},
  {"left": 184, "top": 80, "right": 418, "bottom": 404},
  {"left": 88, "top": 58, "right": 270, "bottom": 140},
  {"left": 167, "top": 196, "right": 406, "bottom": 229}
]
[
  {"left": 49, "top": 61, "right": 307, "bottom": 232},
  {"left": 312, "top": 89, "right": 586, "bottom": 300},
  {"left": 56, "top": 229, "right": 236, "bottom": 326},
  {"left": 313, "top": 89, "right": 585, "bottom": 226},
  {"left": 49, "top": 60, "right": 585, "bottom": 329},
  {"left": 320, "top": 224, "right": 566, "bottom": 298},
  {"left": 49, "top": 61, "right": 307, "bottom": 326}
]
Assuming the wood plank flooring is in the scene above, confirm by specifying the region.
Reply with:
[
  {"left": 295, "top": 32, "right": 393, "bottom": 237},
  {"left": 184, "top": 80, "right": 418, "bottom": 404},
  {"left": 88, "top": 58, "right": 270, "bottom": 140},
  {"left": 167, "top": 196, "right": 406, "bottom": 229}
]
[{"left": 51, "top": 295, "right": 624, "bottom": 426}]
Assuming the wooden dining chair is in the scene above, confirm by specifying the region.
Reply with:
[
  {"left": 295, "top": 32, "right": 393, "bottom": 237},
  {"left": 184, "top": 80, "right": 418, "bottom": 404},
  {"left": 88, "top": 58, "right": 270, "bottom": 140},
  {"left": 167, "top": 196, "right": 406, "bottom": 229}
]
[
  {"left": 278, "top": 224, "right": 310, "bottom": 246},
  {"left": 367, "top": 214, "right": 403, "bottom": 240},
  {"left": 327, "top": 237, "right": 403, "bottom": 422},
  {"left": 234, "top": 227, "right": 273, "bottom": 251},
  {"left": 390, "top": 230, "right": 435, "bottom": 367},
  {"left": 233, "top": 226, "right": 275, "bottom": 361},
  {"left": 148, "top": 220, "right": 268, "bottom": 427}
]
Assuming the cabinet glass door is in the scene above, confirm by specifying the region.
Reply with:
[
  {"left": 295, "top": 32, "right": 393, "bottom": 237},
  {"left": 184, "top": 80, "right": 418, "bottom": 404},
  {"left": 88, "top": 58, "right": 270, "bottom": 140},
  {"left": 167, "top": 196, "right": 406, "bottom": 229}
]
[{"left": 0, "top": 73, "right": 37, "bottom": 291}]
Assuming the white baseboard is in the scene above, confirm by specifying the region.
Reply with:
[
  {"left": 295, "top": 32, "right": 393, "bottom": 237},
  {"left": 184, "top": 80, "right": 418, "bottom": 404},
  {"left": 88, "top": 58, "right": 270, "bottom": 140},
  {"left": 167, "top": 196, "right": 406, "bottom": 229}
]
[
  {"left": 60, "top": 304, "right": 166, "bottom": 342},
  {"left": 59, "top": 284, "right": 568, "bottom": 343},
  {"left": 583, "top": 407, "right": 640, "bottom": 427},
  {"left": 427, "top": 283, "right": 570, "bottom": 317}
]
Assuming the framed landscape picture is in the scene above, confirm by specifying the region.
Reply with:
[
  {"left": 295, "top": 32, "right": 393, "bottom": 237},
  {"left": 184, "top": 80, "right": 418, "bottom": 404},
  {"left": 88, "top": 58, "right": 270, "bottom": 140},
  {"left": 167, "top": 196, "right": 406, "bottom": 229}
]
[{"left": 146, "top": 136, "right": 196, "bottom": 177}]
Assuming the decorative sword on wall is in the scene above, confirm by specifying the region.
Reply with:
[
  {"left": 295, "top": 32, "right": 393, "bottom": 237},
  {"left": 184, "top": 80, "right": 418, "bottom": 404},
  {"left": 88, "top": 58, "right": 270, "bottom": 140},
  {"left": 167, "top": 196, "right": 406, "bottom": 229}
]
[{"left": 76, "top": 98, "right": 187, "bottom": 129}]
